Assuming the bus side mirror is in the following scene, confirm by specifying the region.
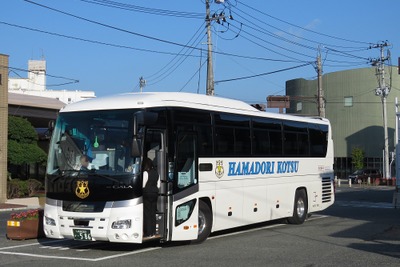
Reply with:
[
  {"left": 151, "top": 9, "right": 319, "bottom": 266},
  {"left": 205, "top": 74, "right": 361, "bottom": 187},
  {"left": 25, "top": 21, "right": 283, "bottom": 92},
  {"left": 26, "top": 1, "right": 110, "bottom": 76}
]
[
  {"left": 130, "top": 111, "right": 158, "bottom": 157},
  {"left": 131, "top": 137, "right": 141, "bottom": 157},
  {"left": 48, "top": 120, "right": 55, "bottom": 132},
  {"left": 133, "top": 111, "right": 158, "bottom": 136}
]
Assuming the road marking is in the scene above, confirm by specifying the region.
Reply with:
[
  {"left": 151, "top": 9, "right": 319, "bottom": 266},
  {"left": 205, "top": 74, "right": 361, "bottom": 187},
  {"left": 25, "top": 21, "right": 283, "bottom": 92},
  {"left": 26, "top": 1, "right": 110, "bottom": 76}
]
[
  {"left": 335, "top": 200, "right": 393, "bottom": 209},
  {"left": 1, "top": 215, "right": 330, "bottom": 261},
  {"left": 0, "top": 239, "right": 161, "bottom": 261},
  {"left": 0, "top": 239, "right": 61, "bottom": 251}
]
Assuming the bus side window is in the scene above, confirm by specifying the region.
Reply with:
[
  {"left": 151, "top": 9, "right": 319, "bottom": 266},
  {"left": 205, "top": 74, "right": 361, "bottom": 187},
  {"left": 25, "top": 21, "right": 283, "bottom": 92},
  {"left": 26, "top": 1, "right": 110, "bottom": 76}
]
[
  {"left": 177, "top": 158, "right": 194, "bottom": 188},
  {"left": 175, "top": 132, "right": 197, "bottom": 191}
]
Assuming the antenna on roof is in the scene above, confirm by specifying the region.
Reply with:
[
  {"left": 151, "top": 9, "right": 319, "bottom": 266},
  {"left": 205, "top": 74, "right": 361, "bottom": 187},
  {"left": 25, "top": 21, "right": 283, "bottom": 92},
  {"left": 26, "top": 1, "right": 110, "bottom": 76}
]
[{"left": 139, "top": 76, "right": 146, "bottom": 93}]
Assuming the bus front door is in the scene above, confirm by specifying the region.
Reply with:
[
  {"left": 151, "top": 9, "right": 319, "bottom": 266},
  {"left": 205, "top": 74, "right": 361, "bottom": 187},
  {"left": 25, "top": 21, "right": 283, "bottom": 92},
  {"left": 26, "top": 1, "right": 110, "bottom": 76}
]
[
  {"left": 170, "top": 132, "right": 199, "bottom": 241},
  {"left": 144, "top": 129, "right": 168, "bottom": 240}
]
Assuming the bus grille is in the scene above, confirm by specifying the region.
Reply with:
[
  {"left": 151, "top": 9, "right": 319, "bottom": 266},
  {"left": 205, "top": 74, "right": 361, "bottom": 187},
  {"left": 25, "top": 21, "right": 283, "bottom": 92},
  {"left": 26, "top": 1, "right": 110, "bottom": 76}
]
[{"left": 321, "top": 177, "right": 332, "bottom": 203}]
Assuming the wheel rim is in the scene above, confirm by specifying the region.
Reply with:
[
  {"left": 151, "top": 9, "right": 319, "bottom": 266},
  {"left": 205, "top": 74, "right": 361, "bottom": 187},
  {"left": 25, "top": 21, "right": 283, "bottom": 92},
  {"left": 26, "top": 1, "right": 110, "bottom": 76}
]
[
  {"left": 296, "top": 198, "right": 305, "bottom": 218},
  {"left": 198, "top": 210, "right": 206, "bottom": 235}
]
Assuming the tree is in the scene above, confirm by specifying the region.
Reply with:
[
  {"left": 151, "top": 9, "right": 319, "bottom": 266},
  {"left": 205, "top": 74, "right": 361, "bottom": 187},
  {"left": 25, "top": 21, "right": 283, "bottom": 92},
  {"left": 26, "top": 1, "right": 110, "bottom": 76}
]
[
  {"left": 7, "top": 116, "right": 47, "bottom": 178},
  {"left": 351, "top": 147, "right": 364, "bottom": 170}
]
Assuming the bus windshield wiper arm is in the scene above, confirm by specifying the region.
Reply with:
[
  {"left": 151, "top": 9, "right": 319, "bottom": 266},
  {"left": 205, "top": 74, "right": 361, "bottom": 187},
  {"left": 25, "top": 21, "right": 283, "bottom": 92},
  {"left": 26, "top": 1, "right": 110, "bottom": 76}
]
[
  {"left": 50, "top": 169, "right": 79, "bottom": 182},
  {"left": 87, "top": 172, "right": 121, "bottom": 183}
]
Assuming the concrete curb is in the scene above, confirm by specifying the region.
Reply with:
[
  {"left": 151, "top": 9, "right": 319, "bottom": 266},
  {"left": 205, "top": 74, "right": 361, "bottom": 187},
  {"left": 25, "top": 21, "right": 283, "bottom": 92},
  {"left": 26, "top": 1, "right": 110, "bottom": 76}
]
[{"left": 6, "top": 197, "right": 40, "bottom": 207}]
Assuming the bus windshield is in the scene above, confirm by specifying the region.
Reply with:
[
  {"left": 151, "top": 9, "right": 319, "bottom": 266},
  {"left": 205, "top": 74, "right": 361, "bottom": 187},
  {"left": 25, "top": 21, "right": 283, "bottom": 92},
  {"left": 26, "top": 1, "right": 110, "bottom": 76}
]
[{"left": 46, "top": 110, "right": 140, "bottom": 176}]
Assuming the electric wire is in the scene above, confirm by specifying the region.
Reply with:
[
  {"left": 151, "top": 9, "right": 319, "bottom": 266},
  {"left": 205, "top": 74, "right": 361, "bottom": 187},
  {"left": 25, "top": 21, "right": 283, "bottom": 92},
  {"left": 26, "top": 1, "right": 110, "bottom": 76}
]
[
  {"left": 179, "top": 59, "right": 207, "bottom": 92},
  {"left": 0, "top": 21, "right": 199, "bottom": 57},
  {"left": 230, "top": 3, "right": 371, "bottom": 50},
  {"left": 23, "top": 0, "right": 202, "bottom": 50},
  {"left": 217, "top": 7, "right": 371, "bottom": 66},
  {"left": 236, "top": 1, "right": 372, "bottom": 46},
  {"left": 22, "top": 0, "right": 303, "bottom": 63},
  {"left": 146, "top": 30, "right": 205, "bottom": 86},
  {"left": 1, "top": 65, "right": 79, "bottom": 86},
  {"left": 19, "top": 0, "right": 390, "bottom": 97},
  {"left": 80, "top": 0, "right": 204, "bottom": 19},
  {"left": 145, "top": 22, "right": 205, "bottom": 83},
  {"left": 215, "top": 63, "right": 311, "bottom": 83},
  {"left": 217, "top": 24, "right": 311, "bottom": 63},
  {"left": 213, "top": 17, "right": 368, "bottom": 67},
  {"left": 230, "top": 9, "right": 371, "bottom": 63}
]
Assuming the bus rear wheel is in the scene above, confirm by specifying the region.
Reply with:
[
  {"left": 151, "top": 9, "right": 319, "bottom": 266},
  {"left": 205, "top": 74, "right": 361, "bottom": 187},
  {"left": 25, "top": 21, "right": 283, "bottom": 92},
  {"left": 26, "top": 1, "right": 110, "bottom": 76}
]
[
  {"left": 287, "top": 189, "right": 308, "bottom": 224},
  {"left": 191, "top": 201, "right": 212, "bottom": 244}
]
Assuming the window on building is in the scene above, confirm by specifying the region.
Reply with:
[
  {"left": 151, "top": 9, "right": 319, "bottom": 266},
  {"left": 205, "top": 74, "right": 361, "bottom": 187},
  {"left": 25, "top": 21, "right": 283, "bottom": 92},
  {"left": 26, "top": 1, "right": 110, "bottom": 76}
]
[
  {"left": 68, "top": 98, "right": 72, "bottom": 103},
  {"left": 296, "top": 102, "right": 302, "bottom": 111},
  {"left": 344, "top": 96, "right": 353, "bottom": 107}
]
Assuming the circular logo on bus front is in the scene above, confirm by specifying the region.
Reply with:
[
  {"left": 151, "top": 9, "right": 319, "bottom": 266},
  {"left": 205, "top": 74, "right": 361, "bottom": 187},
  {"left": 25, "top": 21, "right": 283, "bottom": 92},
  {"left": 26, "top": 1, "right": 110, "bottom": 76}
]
[
  {"left": 215, "top": 160, "right": 224, "bottom": 179},
  {"left": 76, "top": 180, "right": 90, "bottom": 199}
]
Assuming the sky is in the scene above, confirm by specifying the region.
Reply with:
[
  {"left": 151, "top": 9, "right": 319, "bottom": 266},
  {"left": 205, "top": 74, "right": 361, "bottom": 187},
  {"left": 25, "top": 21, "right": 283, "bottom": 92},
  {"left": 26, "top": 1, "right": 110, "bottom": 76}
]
[{"left": 1, "top": 0, "right": 399, "bottom": 106}]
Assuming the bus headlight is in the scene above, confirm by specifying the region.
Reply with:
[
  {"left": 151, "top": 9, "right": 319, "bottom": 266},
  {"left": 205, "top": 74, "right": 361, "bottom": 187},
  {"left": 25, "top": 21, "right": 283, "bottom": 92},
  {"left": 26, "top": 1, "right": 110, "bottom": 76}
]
[
  {"left": 45, "top": 216, "right": 56, "bottom": 226},
  {"left": 111, "top": 219, "right": 132, "bottom": 229}
]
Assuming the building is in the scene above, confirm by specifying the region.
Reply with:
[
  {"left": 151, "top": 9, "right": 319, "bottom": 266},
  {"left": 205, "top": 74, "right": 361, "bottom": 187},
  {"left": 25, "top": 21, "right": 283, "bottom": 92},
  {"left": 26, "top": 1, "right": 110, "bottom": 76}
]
[
  {"left": 8, "top": 59, "right": 96, "bottom": 104},
  {"left": 286, "top": 67, "right": 400, "bottom": 179},
  {"left": 8, "top": 92, "right": 65, "bottom": 127}
]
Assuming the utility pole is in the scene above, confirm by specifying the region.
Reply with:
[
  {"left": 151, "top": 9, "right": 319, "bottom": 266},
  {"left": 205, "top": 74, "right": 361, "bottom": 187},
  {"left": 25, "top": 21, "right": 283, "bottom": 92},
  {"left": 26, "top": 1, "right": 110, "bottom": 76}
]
[
  {"left": 0, "top": 54, "right": 9, "bottom": 203},
  {"left": 316, "top": 48, "right": 325, "bottom": 117},
  {"left": 372, "top": 41, "right": 391, "bottom": 180},
  {"left": 395, "top": 97, "right": 400, "bottom": 207},
  {"left": 205, "top": 0, "right": 214, "bottom": 96},
  {"left": 205, "top": 0, "right": 229, "bottom": 96}
]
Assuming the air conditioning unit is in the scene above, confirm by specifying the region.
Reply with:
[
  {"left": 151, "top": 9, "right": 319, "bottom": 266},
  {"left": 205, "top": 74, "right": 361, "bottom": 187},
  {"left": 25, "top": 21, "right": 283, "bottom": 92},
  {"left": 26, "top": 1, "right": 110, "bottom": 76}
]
[{"left": 215, "top": 0, "right": 224, "bottom": 3}]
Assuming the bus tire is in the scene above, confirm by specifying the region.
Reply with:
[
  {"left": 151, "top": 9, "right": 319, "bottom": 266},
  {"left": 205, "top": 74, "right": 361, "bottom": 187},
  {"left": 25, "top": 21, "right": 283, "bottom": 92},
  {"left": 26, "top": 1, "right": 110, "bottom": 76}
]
[
  {"left": 191, "top": 201, "right": 212, "bottom": 244},
  {"left": 287, "top": 189, "right": 308, "bottom": 225}
]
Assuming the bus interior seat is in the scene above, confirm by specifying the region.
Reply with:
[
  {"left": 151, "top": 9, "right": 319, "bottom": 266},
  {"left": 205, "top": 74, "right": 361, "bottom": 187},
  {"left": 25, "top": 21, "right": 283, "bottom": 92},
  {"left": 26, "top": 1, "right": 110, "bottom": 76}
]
[{"left": 91, "top": 153, "right": 108, "bottom": 169}]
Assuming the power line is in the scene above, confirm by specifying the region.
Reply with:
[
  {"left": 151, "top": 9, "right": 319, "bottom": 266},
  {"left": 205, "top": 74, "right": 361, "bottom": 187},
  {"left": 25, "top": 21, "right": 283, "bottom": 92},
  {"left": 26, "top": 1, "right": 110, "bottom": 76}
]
[
  {"left": 80, "top": 0, "right": 204, "bottom": 18},
  {"left": 0, "top": 21, "right": 199, "bottom": 57},
  {"left": 215, "top": 63, "right": 311, "bottom": 83},
  {"left": 145, "top": 22, "right": 206, "bottom": 83},
  {"left": 23, "top": 0, "right": 201, "bottom": 50},
  {"left": 1, "top": 65, "right": 79, "bottom": 86},
  {"left": 220, "top": 4, "right": 372, "bottom": 66},
  {"left": 224, "top": 23, "right": 314, "bottom": 63},
  {"left": 179, "top": 59, "right": 207, "bottom": 92},
  {"left": 236, "top": 1, "right": 372, "bottom": 46},
  {"left": 22, "top": 0, "right": 303, "bottom": 63},
  {"left": 230, "top": 3, "right": 370, "bottom": 50}
]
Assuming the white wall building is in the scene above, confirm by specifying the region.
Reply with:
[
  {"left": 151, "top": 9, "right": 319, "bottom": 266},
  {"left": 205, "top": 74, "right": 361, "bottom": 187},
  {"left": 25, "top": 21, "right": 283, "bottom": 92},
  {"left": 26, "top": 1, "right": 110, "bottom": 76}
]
[{"left": 8, "top": 59, "right": 95, "bottom": 104}]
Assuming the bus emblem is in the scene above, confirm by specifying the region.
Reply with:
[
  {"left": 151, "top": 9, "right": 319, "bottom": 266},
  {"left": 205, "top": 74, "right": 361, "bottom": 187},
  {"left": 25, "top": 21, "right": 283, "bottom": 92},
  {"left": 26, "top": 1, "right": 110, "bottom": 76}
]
[
  {"left": 75, "top": 180, "right": 90, "bottom": 199},
  {"left": 215, "top": 160, "right": 224, "bottom": 178}
]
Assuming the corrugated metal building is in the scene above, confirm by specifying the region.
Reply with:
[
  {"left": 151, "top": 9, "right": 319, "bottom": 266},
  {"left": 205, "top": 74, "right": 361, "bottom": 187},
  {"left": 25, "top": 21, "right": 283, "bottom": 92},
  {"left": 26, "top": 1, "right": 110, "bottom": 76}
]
[{"left": 286, "top": 67, "right": 400, "bottom": 179}]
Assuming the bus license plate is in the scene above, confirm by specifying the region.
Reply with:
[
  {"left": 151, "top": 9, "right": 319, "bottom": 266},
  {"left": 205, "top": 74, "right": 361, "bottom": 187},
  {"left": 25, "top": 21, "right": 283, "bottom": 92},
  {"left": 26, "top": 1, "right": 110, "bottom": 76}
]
[{"left": 73, "top": 229, "right": 92, "bottom": 241}]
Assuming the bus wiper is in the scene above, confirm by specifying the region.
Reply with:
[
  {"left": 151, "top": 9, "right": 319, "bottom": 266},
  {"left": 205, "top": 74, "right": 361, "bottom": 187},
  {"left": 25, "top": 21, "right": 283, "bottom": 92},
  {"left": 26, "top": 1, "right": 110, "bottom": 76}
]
[
  {"left": 52, "top": 169, "right": 126, "bottom": 183},
  {"left": 49, "top": 169, "right": 79, "bottom": 182},
  {"left": 87, "top": 172, "right": 120, "bottom": 183}
]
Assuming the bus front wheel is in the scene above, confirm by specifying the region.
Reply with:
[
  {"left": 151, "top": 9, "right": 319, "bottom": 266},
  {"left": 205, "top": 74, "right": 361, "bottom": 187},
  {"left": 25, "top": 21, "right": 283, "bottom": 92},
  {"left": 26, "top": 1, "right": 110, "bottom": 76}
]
[
  {"left": 287, "top": 189, "right": 308, "bottom": 224},
  {"left": 191, "top": 201, "right": 212, "bottom": 244}
]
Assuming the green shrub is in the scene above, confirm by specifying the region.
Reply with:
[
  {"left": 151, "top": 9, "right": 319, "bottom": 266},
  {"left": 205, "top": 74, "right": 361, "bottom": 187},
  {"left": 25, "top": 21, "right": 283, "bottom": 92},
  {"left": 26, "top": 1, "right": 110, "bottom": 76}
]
[
  {"left": 27, "top": 179, "right": 43, "bottom": 197},
  {"left": 7, "top": 179, "right": 43, "bottom": 199}
]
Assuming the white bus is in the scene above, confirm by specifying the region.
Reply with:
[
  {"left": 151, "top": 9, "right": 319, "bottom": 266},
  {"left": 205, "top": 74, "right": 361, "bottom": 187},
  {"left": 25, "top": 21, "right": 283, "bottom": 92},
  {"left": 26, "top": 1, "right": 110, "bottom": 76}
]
[{"left": 44, "top": 92, "right": 335, "bottom": 244}]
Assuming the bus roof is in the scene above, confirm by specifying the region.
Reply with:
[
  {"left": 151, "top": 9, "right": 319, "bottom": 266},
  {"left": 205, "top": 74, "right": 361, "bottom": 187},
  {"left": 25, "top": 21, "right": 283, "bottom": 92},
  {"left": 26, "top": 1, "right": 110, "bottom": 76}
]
[
  {"left": 60, "top": 92, "right": 328, "bottom": 125},
  {"left": 61, "top": 92, "right": 258, "bottom": 113}
]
